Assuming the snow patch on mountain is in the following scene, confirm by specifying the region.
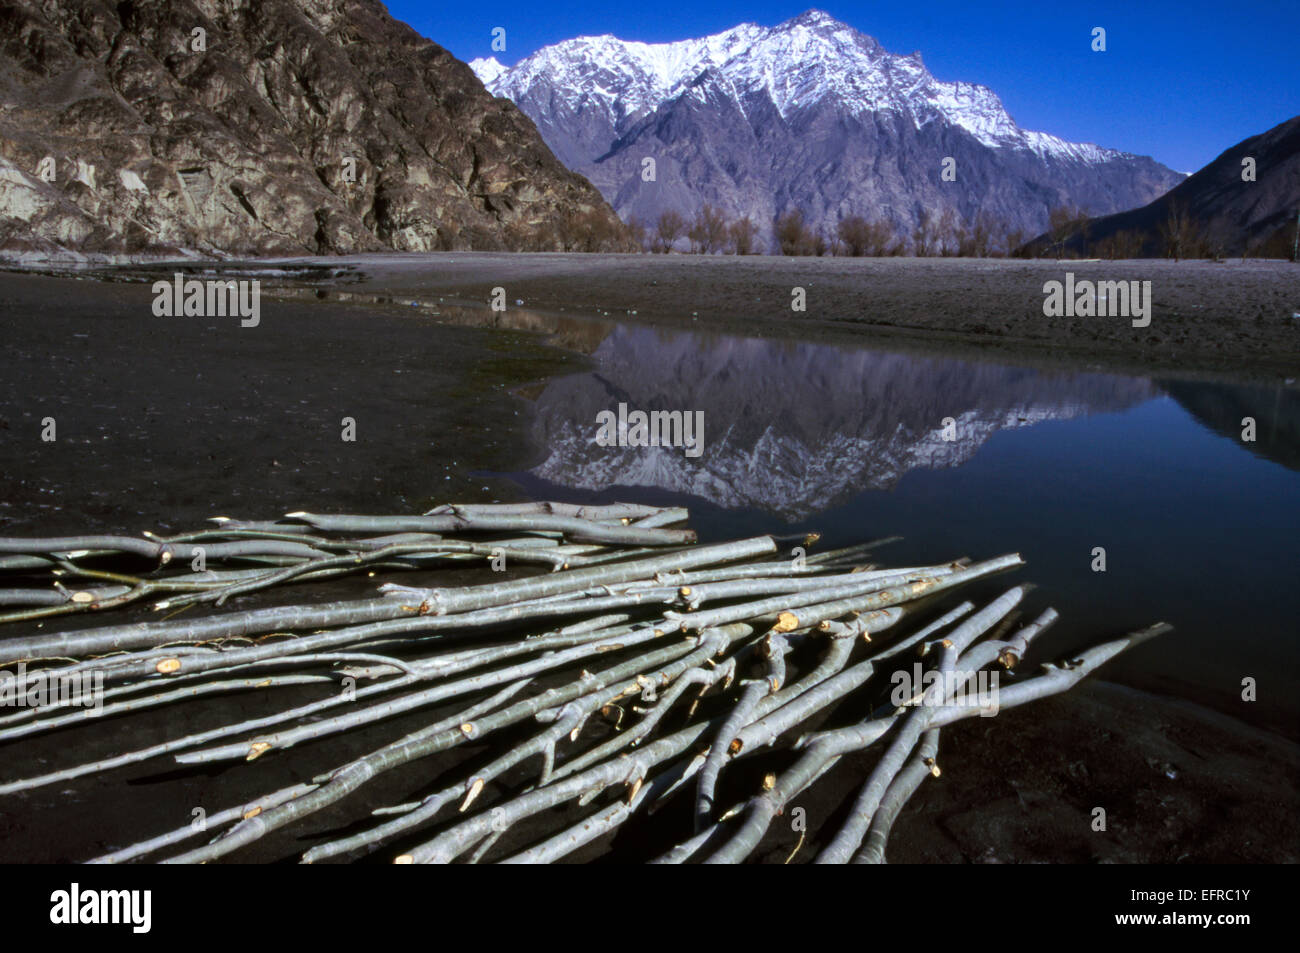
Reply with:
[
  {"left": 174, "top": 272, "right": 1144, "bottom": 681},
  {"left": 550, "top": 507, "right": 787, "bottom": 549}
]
[{"left": 468, "top": 56, "right": 507, "bottom": 86}]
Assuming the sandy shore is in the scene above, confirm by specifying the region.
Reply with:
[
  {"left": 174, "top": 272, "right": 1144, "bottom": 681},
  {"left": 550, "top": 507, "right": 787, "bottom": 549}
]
[
  {"left": 255, "top": 253, "right": 1300, "bottom": 379},
  {"left": 10, "top": 253, "right": 1299, "bottom": 378}
]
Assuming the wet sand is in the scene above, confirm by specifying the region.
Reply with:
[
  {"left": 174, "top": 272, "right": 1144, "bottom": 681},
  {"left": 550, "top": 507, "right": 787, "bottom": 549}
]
[
  {"left": 0, "top": 267, "right": 1296, "bottom": 863},
  {"left": 792, "top": 681, "right": 1300, "bottom": 865},
  {"left": 0, "top": 271, "right": 586, "bottom": 536}
]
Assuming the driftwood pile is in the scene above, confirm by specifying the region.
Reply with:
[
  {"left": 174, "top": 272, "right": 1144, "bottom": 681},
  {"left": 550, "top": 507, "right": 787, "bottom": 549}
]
[{"left": 0, "top": 502, "right": 1167, "bottom": 863}]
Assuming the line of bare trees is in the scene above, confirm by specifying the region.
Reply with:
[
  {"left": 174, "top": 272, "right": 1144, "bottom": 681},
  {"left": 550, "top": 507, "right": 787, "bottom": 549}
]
[
  {"left": 564, "top": 193, "right": 1293, "bottom": 261},
  {"left": 635, "top": 206, "right": 764, "bottom": 255},
  {"left": 636, "top": 205, "right": 1039, "bottom": 257},
  {"left": 775, "top": 207, "right": 1031, "bottom": 258},
  {"left": 637, "top": 201, "right": 1292, "bottom": 261}
]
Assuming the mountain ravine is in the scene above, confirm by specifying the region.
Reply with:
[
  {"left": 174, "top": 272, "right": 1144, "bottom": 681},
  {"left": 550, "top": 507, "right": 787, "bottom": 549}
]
[{"left": 0, "top": 0, "right": 631, "bottom": 260}]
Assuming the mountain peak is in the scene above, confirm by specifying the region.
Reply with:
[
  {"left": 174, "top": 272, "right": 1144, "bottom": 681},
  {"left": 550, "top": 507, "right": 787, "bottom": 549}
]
[
  {"left": 784, "top": 9, "right": 843, "bottom": 29},
  {"left": 469, "top": 56, "right": 507, "bottom": 85}
]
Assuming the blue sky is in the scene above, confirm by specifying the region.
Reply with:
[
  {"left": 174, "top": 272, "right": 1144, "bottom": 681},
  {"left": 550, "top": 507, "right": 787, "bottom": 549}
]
[{"left": 384, "top": 1, "right": 1297, "bottom": 174}]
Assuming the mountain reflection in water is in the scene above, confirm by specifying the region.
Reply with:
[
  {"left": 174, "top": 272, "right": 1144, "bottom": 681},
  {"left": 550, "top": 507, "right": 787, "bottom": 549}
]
[
  {"left": 502, "top": 318, "right": 1300, "bottom": 736},
  {"left": 523, "top": 324, "right": 1157, "bottom": 519}
]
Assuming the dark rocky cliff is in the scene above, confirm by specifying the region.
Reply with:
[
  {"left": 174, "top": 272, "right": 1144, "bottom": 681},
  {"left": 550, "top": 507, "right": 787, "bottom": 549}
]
[{"left": 0, "top": 0, "right": 632, "bottom": 259}]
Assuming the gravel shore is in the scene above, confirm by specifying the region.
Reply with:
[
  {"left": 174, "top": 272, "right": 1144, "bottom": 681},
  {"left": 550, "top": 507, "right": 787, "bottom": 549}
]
[{"left": 272, "top": 253, "right": 1300, "bottom": 379}]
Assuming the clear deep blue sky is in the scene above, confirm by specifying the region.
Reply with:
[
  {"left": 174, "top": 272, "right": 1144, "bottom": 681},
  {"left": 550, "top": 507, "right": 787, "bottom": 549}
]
[{"left": 383, "top": 0, "right": 1296, "bottom": 174}]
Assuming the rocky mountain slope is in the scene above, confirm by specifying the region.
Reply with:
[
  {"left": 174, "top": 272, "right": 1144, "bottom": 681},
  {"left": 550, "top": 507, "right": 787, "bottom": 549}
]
[
  {"left": 0, "top": 0, "right": 630, "bottom": 260},
  {"left": 473, "top": 9, "right": 1183, "bottom": 246},
  {"left": 1029, "top": 114, "right": 1300, "bottom": 258}
]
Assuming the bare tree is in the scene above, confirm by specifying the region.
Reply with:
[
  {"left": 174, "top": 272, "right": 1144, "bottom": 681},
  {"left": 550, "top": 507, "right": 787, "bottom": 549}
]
[
  {"left": 1114, "top": 229, "right": 1142, "bottom": 259},
  {"left": 840, "top": 216, "right": 899, "bottom": 256},
  {"left": 957, "top": 210, "right": 996, "bottom": 257},
  {"left": 1046, "top": 204, "right": 1079, "bottom": 258},
  {"left": 911, "top": 209, "right": 938, "bottom": 257},
  {"left": 936, "top": 208, "right": 961, "bottom": 256},
  {"left": 1201, "top": 221, "right": 1230, "bottom": 261},
  {"left": 626, "top": 217, "right": 649, "bottom": 252},
  {"left": 1003, "top": 226, "right": 1028, "bottom": 258},
  {"left": 1045, "top": 204, "right": 1095, "bottom": 258},
  {"left": 727, "top": 216, "right": 759, "bottom": 255},
  {"left": 1158, "top": 200, "right": 1200, "bottom": 261},
  {"left": 557, "top": 209, "right": 625, "bottom": 252},
  {"left": 1077, "top": 216, "right": 1093, "bottom": 258},
  {"left": 872, "top": 222, "right": 898, "bottom": 256},
  {"left": 837, "top": 216, "right": 871, "bottom": 256},
  {"left": 655, "top": 209, "right": 687, "bottom": 253},
  {"left": 776, "top": 209, "right": 814, "bottom": 256},
  {"left": 688, "top": 204, "right": 729, "bottom": 254}
]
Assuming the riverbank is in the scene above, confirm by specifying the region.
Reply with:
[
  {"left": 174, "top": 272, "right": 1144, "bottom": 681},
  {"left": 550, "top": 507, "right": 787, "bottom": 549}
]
[
  {"left": 279, "top": 254, "right": 1300, "bottom": 380},
  {"left": 8, "top": 254, "right": 1300, "bottom": 380}
]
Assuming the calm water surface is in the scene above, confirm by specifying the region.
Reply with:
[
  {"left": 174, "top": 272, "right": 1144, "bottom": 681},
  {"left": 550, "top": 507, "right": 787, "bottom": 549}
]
[{"left": 503, "top": 322, "right": 1300, "bottom": 735}]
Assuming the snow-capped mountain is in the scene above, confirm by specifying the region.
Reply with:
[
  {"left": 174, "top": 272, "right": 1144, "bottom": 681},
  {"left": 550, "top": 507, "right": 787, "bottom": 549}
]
[{"left": 474, "top": 10, "right": 1183, "bottom": 244}]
